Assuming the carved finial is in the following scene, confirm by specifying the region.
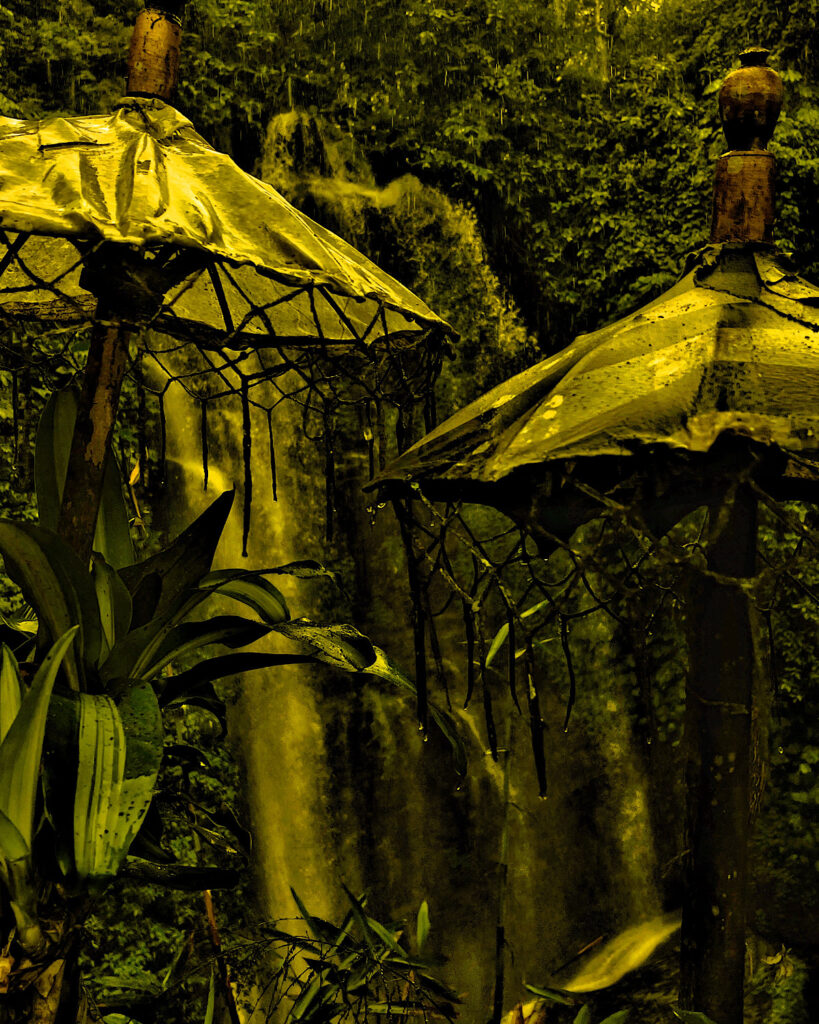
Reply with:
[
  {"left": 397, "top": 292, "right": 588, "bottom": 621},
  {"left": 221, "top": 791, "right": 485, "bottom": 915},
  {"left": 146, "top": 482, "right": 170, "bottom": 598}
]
[
  {"left": 126, "top": 4, "right": 186, "bottom": 100},
  {"left": 711, "top": 49, "right": 783, "bottom": 245},
  {"left": 718, "top": 47, "right": 783, "bottom": 152}
]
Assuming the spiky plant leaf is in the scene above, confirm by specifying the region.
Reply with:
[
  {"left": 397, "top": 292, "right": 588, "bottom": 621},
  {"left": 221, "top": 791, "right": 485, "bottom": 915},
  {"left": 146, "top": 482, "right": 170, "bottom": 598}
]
[
  {"left": 0, "top": 523, "right": 100, "bottom": 688},
  {"left": 0, "top": 644, "right": 23, "bottom": 744},
  {"left": 0, "top": 627, "right": 78, "bottom": 847},
  {"left": 92, "top": 554, "right": 133, "bottom": 659},
  {"left": 199, "top": 569, "right": 290, "bottom": 623},
  {"left": 74, "top": 693, "right": 126, "bottom": 880}
]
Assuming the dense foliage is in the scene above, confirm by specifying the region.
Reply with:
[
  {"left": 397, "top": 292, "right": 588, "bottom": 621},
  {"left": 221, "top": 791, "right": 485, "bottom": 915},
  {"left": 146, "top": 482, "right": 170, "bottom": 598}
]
[{"left": 1, "top": 0, "right": 819, "bottom": 1021}]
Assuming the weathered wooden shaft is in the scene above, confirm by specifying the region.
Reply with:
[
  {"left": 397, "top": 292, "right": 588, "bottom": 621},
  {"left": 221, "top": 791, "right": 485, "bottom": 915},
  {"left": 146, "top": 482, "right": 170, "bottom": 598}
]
[
  {"left": 711, "top": 151, "right": 775, "bottom": 244},
  {"left": 56, "top": 318, "right": 131, "bottom": 564},
  {"left": 126, "top": 4, "right": 184, "bottom": 100},
  {"left": 681, "top": 484, "right": 757, "bottom": 1024}
]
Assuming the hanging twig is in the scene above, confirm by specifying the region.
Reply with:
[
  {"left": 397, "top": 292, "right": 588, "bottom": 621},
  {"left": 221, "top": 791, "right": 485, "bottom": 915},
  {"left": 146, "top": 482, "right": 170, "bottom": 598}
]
[{"left": 560, "top": 615, "right": 577, "bottom": 733}]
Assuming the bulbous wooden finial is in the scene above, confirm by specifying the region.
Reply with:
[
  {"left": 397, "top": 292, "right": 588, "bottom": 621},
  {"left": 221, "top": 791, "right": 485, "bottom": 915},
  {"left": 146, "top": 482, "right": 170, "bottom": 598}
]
[
  {"left": 718, "top": 47, "right": 784, "bottom": 151},
  {"left": 711, "top": 48, "right": 783, "bottom": 245}
]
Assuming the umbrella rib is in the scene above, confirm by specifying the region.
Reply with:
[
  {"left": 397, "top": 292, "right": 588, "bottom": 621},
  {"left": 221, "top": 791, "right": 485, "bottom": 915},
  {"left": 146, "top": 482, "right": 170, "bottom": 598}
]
[
  {"left": 0, "top": 230, "right": 27, "bottom": 282},
  {"left": 318, "top": 286, "right": 363, "bottom": 345},
  {"left": 206, "top": 263, "right": 235, "bottom": 336}
]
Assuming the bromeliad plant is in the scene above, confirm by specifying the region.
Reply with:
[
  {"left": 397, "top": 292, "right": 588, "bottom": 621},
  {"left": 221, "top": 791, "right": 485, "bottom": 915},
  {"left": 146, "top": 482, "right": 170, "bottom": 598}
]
[{"left": 0, "top": 387, "right": 464, "bottom": 1017}]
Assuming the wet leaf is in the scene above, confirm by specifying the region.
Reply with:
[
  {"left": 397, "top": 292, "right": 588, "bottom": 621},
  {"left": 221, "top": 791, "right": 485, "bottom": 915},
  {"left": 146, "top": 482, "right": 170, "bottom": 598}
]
[
  {"left": 0, "top": 523, "right": 99, "bottom": 689},
  {"left": 118, "top": 490, "right": 235, "bottom": 622},
  {"left": 0, "top": 627, "right": 78, "bottom": 848},
  {"left": 0, "top": 645, "right": 23, "bottom": 745},
  {"left": 562, "top": 913, "right": 681, "bottom": 992},
  {"left": 416, "top": 900, "right": 430, "bottom": 953}
]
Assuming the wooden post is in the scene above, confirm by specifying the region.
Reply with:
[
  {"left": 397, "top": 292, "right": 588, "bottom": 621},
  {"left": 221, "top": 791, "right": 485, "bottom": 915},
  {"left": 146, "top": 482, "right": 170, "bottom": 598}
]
[
  {"left": 681, "top": 484, "right": 757, "bottom": 1024},
  {"left": 710, "top": 48, "right": 783, "bottom": 245},
  {"left": 679, "top": 48, "right": 782, "bottom": 1024},
  {"left": 57, "top": 3, "right": 186, "bottom": 562}
]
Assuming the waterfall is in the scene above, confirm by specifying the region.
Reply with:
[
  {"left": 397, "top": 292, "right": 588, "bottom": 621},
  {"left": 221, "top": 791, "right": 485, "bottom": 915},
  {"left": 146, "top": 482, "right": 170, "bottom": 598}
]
[{"left": 152, "top": 109, "right": 667, "bottom": 1021}]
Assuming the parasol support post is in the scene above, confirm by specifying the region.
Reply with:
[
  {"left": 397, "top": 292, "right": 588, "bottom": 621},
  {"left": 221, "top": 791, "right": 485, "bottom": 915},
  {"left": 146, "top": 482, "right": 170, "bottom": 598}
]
[
  {"left": 57, "top": 314, "right": 131, "bottom": 565},
  {"left": 126, "top": 2, "right": 186, "bottom": 100},
  {"left": 710, "top": 48, "right": 783, "bottom": 245},
  {"left": 680, "top": 482, "right": 758, "bottom": 1024}
]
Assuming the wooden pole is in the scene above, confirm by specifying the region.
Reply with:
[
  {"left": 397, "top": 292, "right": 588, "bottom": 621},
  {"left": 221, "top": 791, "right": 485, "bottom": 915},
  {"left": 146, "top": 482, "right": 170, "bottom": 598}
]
[
  {"left": 57, "top": 3, "right": 186, "bottom": 562},
  {"left": 56, "top": 317, "right": 131, "bottom": 563},
  {"left": 681, "top": 484, "right": 757, "bottom": 1024},
  {"left": 678, "top": 49, "right": 781, "bottom": 1023}
]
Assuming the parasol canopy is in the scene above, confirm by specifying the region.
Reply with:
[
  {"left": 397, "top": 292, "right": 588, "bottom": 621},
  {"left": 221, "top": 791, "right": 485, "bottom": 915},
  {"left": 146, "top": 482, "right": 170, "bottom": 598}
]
[
  {"left": 374, "top": 242, "right": 819, "bottom": 512},
  {"left": 0, "top": 97, "right": 453, "bottom": 350}
]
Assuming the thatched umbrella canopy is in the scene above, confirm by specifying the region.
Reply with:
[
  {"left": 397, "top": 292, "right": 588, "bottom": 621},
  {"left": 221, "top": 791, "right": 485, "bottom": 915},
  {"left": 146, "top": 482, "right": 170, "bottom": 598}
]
[{"left": 371, "top": 48, "right": 807, "bottom": 1024}]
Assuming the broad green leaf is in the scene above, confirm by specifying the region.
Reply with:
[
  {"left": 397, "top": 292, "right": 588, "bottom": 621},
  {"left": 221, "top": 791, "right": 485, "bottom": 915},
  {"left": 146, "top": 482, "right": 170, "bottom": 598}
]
[
  {"left": 94, "top": 454, "right": 136, "bottom": 571},
  {"left": 416, "top": 900, "right": 431, "bottom": 953},
  {"left": 135, "top": 616, "right": 272, "bottom": 678},
  {"left": 0, "top": 808, "right": 42, "bottom": 953},
  {"left": 92, "top": 554, "right": 133, "bottom": 658},
  {"left": 199, "top": 569, "right": 290, "bottom": 623},
  {"left": 33, "top": 388, "right": 76, "bottom": 536},
  {"left": 273, "top": 619, "right": 376, "bottom": 671},
  {"left": 562, "top": 912, "right": 681, "bottom": 992},
  {"left": 104, "top": 614, "right": 271, "bottom": 682},
  {"left": 573, "top": 1007, "right": 592, "bottom": 1024},
  {"left": 74, "top": 692, "right": 126, "bottom": 880},
  {"left": 159, "top": 652, "right": 316, "bottom": 706},
  {"left": 0, "top": 806, "right": 28, "bottom": 863},
  {"left": 118, "top": 490, "right": 235, "bottom": 625},
  {"left": 0, "top": 644, "right": 23, "bottom": 744},
  {"left": 0, "top": 627, "right": 78, "bottom": 847},
  {"left": 108, "top": 680, "right": 163, "bottom": 859},
  {"left": 0, "top": 522, "right": 102, "bottom": 686},
  {"left": 262, "top": 560, "right": 341, "bottom": 586},
  {"left": 599, "top": 1012, "right": 630, "bottom": 1024},
  {"left": 73, "top": 681, "right": 163, "bottom": 880},
  {"left": 34, "top": 387, "right": 134, "bottom": 569}
]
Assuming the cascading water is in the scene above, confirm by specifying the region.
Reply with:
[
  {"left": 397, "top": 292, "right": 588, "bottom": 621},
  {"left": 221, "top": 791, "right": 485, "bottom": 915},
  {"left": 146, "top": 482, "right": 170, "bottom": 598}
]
[{"left": 155, "top": 111, "right": 669, "bottom": 1020}]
